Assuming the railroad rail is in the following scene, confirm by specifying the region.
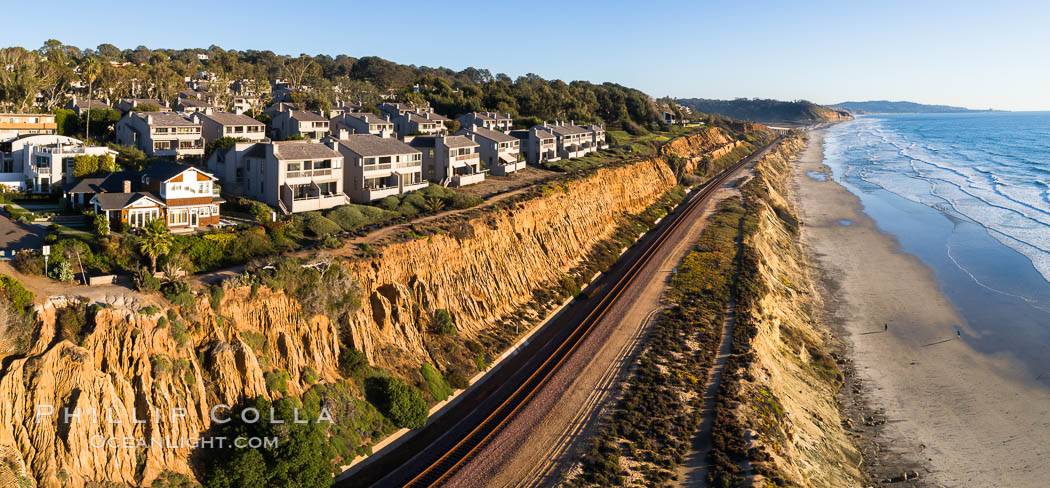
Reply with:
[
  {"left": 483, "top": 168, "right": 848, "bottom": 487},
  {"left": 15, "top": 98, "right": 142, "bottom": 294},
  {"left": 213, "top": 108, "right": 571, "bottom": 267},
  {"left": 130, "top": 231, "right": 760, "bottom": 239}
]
[{"left": 394, "top": 137, "right": 781, "bottom": 488}]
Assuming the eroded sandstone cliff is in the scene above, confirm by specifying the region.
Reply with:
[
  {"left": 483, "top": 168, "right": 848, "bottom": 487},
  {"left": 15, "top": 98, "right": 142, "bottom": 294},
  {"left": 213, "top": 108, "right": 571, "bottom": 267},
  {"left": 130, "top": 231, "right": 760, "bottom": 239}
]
[
  {"left": 712, "top": 137, "right": 865, "bottom": 486},
  {"left": 0, "top": 128, "right": 748, "bottom": 487}
]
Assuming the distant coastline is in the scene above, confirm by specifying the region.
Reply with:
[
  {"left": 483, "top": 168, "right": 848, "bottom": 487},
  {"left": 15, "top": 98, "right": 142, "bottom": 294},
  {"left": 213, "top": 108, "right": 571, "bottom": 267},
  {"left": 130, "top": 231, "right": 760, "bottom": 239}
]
[{"left": 830, "top": 100, "right": 1003, "bottom": 115}]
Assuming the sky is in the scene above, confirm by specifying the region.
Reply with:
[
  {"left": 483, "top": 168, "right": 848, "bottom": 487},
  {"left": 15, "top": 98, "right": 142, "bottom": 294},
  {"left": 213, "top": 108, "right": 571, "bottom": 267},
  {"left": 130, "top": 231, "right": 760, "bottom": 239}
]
[{"left": 2, "top": 0, "right": 1048, "bottom": 111}]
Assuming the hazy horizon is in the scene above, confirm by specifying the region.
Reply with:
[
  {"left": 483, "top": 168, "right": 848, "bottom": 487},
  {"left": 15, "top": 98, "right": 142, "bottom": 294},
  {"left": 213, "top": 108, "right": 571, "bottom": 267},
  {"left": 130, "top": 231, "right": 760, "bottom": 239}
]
[{"left": 2, "top": 0, "right": 1046, "bottom": 111}]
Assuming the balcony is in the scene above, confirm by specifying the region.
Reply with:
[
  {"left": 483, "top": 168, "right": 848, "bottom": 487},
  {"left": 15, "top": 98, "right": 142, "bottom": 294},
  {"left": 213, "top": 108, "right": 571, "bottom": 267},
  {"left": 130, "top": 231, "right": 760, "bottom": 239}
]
[
  {"left": 451, "top": 172, "right": 485, "bottom": 187},
  {"left": 286, "top": 168, "right": 334, "bottom": 179},
  {"left": 361, "top": 185, "right": 401, "bottom": 201}
]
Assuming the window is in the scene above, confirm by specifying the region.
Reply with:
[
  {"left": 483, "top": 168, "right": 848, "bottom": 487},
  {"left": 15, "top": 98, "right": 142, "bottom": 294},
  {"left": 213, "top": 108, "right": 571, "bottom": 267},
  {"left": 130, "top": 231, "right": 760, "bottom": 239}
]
[
  {"left": 287, "top": 163, "right": 301, "bottom": 172},
  {"left": 200, "top": 206, "right": 210, "bottom": 217},
  {"left": 317, "top": 181, "right": 337, "bottom": 195},
  {"left": 35, "top": 156, "right": 50, "bottom": 169},
  {"left": 169, "top": 209, "right": 188, "bottom": 225},
  {"left": 314, "top": 159, "right": 332, "bottom": 170}
]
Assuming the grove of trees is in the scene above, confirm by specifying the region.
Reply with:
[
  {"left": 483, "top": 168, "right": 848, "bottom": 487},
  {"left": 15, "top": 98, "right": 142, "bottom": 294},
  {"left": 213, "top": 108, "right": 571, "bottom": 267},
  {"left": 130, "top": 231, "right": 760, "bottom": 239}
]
[{"left": 0, "top": 41, "right": 662, "bottom": 128}]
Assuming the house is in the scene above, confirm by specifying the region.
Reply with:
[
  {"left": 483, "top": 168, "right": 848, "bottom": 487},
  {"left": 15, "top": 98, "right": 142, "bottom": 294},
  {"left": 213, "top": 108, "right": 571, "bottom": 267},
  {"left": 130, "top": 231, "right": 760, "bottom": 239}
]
[
  {"left": 457, "top": 112, "right": 513, "bottom": 133},
  {"left": 330, "top": 134, "right": 427, "bottom": 203},
  {"left": 410, "top": 135, "right": 484, "bottom": 187},
  {"left": 394, "top": 111, "right": 449, "bottom": 139},
  {"left": 270, "top": 109, "right": 329, "bottom": 141},
  {"left": 457, "top": 126, "right": 524, "bottom": 176},
  {"left": 231, "top": 95, "right": 258, "bottom": 115},
  {"left": 262, "top": 102, "right": 298, "bottom": 119},
  {"left": 663, "top": 111, "right": 678, "bottom": 124},
  {"left": 539, "top": 121, "right": 598, "bottom": 159},
  {"left": 66, "top": 171, "right": 134, "bottom": 207},
  {"left": 0, "top": 113, "right": 57, "bottom": 143},
  {"left": 65, "top": 96, "right": 111, "bottom": 117},
  {"left": 511, "top": 127, "right": 559, "bottom": 166},
  {"left": 582, "top": 124, "right": 609, "bottom": 150},
  {"left": 115, "top": 98, "right": 170, "bottom": 114},
  {"left": 0, "top": 134, "right": 116, "bottom": 193},
  {"left": 193, "top": 111, "right": 267, "bottom": 145},
  {"left": 331, "top": 112, "right": 394, "bottom": 138},
  {"left": 329, "top": 101, "right": 363, "bottom": 118},
  {"left": 83, "top": 162, "right": 222, "bottom": 231},
  {"left": 115, "top": 112, "right": 204, "bottom": 159},
  {"left": 140, "top": 162, "right": 222, "bottom": 230},
  {"left": 377, "top": 102, "right": 430, "bottom": 119},
  {"left": 209, "top": 141, "right": 347, "bottom": 214},
  {"left": 175, "top": 97, "right": 214, "bottom": 114}
]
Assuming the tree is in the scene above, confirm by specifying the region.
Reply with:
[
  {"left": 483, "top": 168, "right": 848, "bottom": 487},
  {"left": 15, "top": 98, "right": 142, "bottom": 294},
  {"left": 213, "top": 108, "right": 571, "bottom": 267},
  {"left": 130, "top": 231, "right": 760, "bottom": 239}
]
[
  {"left": 93, "top": 213, "right": 109, "bottom": 237},
  {"left": 202, "top": 397, "right": 332, "bottom": 488},
  {"left": 367, "top": 376, "right": 428, "bottom": 429},
  {"left": 81, "top": 58, "right": 101, "bottom": 140},
  {"left": 139, "top": 218, "right": 173, "bottom": 272},
  {"left": 73, "top": 154, "right": 116, "bottom": 178},
  {"left": 107, "top": 143, "right": 147, "bottom": 170}
]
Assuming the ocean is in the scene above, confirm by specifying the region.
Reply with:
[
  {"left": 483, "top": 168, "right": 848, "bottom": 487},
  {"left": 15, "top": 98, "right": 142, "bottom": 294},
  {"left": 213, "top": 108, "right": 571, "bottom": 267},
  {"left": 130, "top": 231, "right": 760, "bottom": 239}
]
[{"left": 821, "top": 112, "right": 1050, "bottom": 380}]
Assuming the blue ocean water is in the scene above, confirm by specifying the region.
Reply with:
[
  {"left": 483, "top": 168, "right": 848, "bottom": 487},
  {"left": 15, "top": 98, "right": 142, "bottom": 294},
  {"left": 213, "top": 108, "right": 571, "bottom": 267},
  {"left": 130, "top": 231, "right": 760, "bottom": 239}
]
[{"left": 823, "top": 112, "right": 1050, "bottom": 380}]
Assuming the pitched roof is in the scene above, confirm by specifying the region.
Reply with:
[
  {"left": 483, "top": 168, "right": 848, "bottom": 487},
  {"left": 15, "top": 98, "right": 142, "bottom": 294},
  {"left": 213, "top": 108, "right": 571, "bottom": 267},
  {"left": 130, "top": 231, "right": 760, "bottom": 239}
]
[
  {"left": 178, "top": 98, "right": 212, "bottom": 108},
  {"left": 347, "top": 113, "right": 391, "bottom": 125},
  {"left": 336, "top": 134, "right": 421, "bottom": 157},
  {"left": 533, "top": 129, "right": 555, "bottom": 139},
  {"left": 92, "top": 192, "right": 163, "bottom": 210},
  {"left": 135, "top": 112, "right": 198, "bottom": 127},
  {"left": 462, "top": 126, "right": 516, "bottom": 143},
  {"left": 142, "top": 161, "right": 214, "bottom": 182},
  {"left": 271, "top": 142, "right": 341, "bottom": 160},
  {"left": 441, "top": 135, "right": 479, "bottom": 148},
  {"left": 197, "top": 112, "right": 264, "bottom": 126},
  {"left": 288, "top": 110, "right": 327, "bottom": 122},
  {"left": 544, "top": 124, "right": 589, "bottom": 136},
  {"left": 66, "top": 171, "right": 138, "bottom": 193}
]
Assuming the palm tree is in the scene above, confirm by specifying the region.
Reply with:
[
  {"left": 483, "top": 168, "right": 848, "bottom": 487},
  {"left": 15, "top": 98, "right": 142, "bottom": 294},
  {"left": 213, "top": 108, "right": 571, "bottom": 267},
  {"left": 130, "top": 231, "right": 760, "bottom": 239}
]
[
  {"left": 81, "top": 58, "right": 101, "bottom": 141},
  {"left": 424, "top": 196, "right": 445, "bottom": 214},
  {"left": 139, "top": 218, "right": 173, "bottom": 273}
]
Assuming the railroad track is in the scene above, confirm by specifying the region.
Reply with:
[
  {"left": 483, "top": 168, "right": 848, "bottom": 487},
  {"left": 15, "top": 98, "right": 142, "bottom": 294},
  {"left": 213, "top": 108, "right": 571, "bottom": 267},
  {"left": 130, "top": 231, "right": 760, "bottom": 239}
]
[{"left": 393, "top": 137, "right": 781, "bottom": 488}]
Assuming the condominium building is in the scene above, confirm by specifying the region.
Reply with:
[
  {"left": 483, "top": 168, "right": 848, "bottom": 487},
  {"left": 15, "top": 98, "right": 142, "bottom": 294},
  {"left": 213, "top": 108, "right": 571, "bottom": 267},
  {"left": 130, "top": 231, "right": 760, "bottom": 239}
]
[
  {"left": 193, "top": 110, "right": 267, "bottom": 145},
  {"left": 330, "top": 134, "right": 427, "bottom": 202},
  {"left": 208, "top": 141, "right": 347, "bottom": 214},
  {"left": 457, "top": 125, "right": 524, "bottom": 176},
  {"left": 0, "top": 113, "right": 57, "bottom": 143},
  {"left": 115, "top": 112, "right": 204, "bottom": 159}
]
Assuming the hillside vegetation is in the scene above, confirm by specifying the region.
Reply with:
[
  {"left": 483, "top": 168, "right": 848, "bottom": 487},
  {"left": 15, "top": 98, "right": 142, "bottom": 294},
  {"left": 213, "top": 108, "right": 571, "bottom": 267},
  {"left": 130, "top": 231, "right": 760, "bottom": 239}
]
[
  {"left": 676, "top": 98, "right": 851, "bottom": 124},
  {"left": 831, "top": 100, "right": 993, "bottom": 114}
]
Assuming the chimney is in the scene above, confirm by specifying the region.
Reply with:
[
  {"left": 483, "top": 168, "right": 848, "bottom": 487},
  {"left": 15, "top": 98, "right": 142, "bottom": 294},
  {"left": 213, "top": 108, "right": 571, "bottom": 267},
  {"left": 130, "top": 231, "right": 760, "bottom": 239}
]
[
  {"left": 123, "top": 180, "right": 131, "bottom": 193},
  {"left": 339, "top": 128, "right": 350, "bottom": 139},
  {"left": 326, "top": 139, "right": 337, "bottom": 150}
]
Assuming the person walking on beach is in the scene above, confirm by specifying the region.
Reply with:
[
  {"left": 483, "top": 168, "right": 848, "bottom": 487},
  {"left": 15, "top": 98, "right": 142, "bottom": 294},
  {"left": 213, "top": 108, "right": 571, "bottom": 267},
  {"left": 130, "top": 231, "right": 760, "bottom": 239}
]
[
  {"left": 884, "top": 323, "right": 888, "bottom": 332},
  {"left": 957, "top": 329, "right": 961, "bottom": 339}
]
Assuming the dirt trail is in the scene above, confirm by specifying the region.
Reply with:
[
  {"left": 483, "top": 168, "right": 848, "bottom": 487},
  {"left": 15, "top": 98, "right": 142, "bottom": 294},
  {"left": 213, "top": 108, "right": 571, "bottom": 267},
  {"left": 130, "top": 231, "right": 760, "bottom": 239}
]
[{"left": 673, "top": 304, "right": 736, "bottom": 487}]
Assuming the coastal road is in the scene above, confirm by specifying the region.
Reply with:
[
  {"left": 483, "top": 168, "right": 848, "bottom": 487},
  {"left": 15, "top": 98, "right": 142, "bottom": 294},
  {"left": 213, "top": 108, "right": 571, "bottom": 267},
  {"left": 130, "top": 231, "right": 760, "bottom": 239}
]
[{"left": 336, "top": 137, "right": 782, "bottom": 488}]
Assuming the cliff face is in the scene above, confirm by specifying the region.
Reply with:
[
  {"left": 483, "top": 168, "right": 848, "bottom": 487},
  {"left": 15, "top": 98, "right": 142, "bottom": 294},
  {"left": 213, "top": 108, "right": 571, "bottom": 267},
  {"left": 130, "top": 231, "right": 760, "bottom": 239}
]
[
  {"left": 724, "top": 139, "right": 864, "bottom": 486},
  {"left": 0, "top": 287, "right": 342, "bottom": 487},
  {"left": 0, "top": 130, "right": 744, "bottom": 487},
  {"left": 345, "top": 155, "right": 677, "bottom": 370}
]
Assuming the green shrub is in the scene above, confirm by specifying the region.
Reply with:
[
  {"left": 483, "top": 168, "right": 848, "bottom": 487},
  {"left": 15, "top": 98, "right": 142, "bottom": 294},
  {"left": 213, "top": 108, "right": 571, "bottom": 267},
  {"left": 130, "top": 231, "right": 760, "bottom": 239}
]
[
  {"left": 133, "top": 267, "right": 162, "bottom": 292},
  {"left": 169, "top": 320, "right": 189, "bottom": 347},
  {"left": 365, "top": 376, "right": 428, "bottom": 429},
  {"left": 325, "top": 204, "right": 396, "bottom": 232},
  {"left": 56, "top": 305, "right": 88, "bottom": 343},
  {"left": 339, "top": 347, "right": 369, "bottom": 379},
  {"left": 209, "top": 286, "right": 224, "bottom": 310},
  {"left": 139, "top": 305, "right": 160, "bottom": 315},
  {"left": 420, "top": 363, "right": 453, "bottom": 401},
  {"left": 12, "top": 251, "right": 44, "bottom": 276},
  {"left": 264, "top": 370, "right": 291, "bottom": 396},
  {"left": 303, "top": 213, "right": 342, "bottom": 237},
  {"left": 50, "top": 261, "right": 75, "bottom": 282},
  {"left": 432, "top": 309, "right": 456, "bottom": 335},
  {"left": 0, "top": 275, "right": 34, "bottom": 311},
  {"left": 301, "top": 367, "right": 319, "bottom": 385}
]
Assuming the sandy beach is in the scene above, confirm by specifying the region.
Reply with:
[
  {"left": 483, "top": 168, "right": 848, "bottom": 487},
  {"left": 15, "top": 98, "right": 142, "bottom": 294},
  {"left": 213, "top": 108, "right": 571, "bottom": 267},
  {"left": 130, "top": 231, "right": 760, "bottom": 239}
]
[{"left": 793, "top": 130, "right": 1050, "bottom": 487}]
